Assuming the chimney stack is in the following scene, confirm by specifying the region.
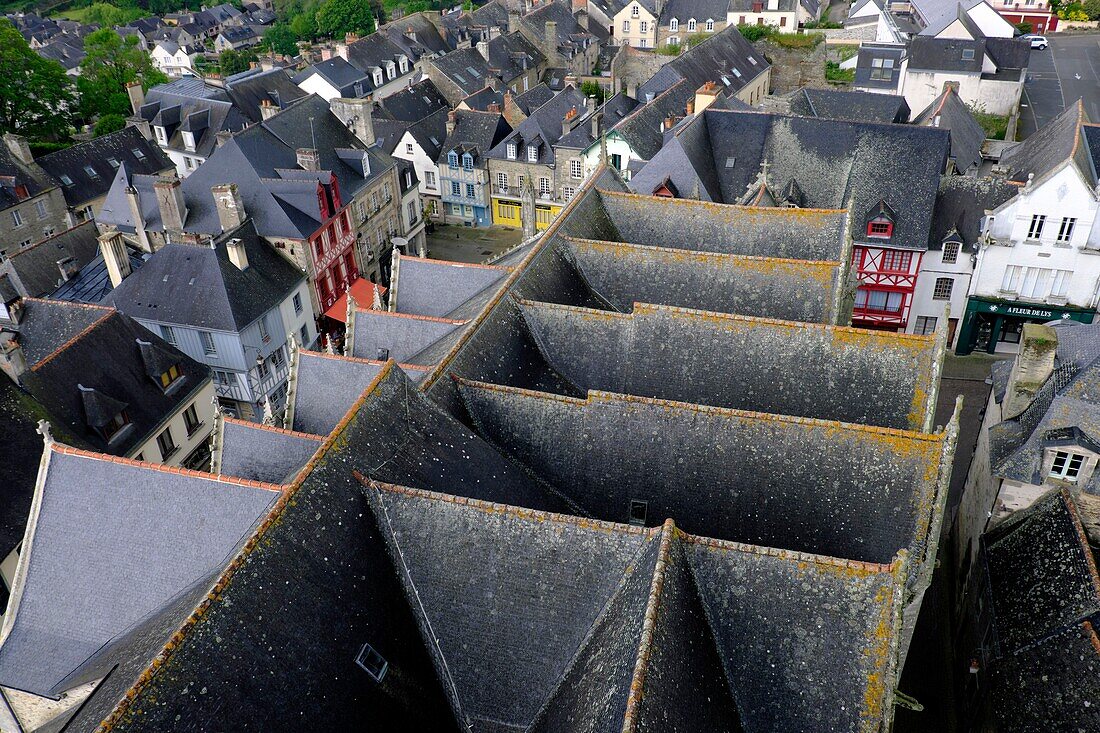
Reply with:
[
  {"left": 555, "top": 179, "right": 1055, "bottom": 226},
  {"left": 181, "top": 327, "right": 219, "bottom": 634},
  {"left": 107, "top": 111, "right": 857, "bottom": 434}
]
[
  {"left": 477, "top": 39, "right": 490, "bottom": 60},
  {"left": 685, "top": 98, "right": 695, "bottom": 115},
  {"left": 0, "top": 329, "right": 27, "bottom": 385},
  {"left": 211, "top": 183, "right": 246, "bottom": 231},
  {"left": 488, "top": 101, "right": 501, "bottom": 113},
  {"left": 215, "top": 130, "right": 232, "bottom": 148},
  {"left": 1002, "top": 324, "right": 1058, "bottom": 419},
  {"left": 99, "top": 229, "right": 132, "bottom": 288},
  {"left": 694, "top": 81, "right": 721, "bottom": 114},
  {"left": 590, "top": 109, "right": 601, "bottom": 138},
  {"left": 126, "top": 80, "right": 145, "bottom": 116},
  {"left": 57, "top": 256, "right": 80, "bottom": 282},
  {"left": 2, "top": 133, "right": 33, "bottom": 166},
  {"left": 544, "top": 20, "right": 557, "bottom": 56},
  {"left": 330, "top": 97, "right": 375, "bottom": 147},
  {"left": 508, "top": 10, "right": 520, "bottom": 33},
  {"left": 446, "top": 108, "right": 457, "bottom": 137},
  {"left": 153, "top": 175, "right": 188, "bottom": 234},
  {"left": 562, "top": 106, "right": 578, "bottom": 137},
  {"left": 225, "top": 236, "right": 249, "bottom": 271},
  {"left": 260, "top": 98, "right": 279, "bottom": 120},
  {"left": 296, "top": 148, "right": 320, "bottom": 171}
]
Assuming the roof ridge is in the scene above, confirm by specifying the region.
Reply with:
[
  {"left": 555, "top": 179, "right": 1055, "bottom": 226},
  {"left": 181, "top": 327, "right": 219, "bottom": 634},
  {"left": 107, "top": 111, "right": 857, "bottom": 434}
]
[
  {"left": 99, "top": 361, "right": 397, "bottom": 731},
  {"left": 49, "top": 442, "right": 285, "bottom": 492},
  {"left": 398, "top": 253, "right": 511, "bottom": 271},
  {"left": 353, "top": 307, "right": 467, "bottom": 325},
  {"left": 23, "top": 296, "right": 113, "bottom": 311},
  {"left": 1071, "top": 98, "right": 1086, "bottom": 161},
  {"left": 454, "top": 376, "right": 946, "bottom": 442},
  {"left": 30, "top": 308, "right": 117, "bottom": 371},
  {"left": 596, "top": 187, "right": 848, "bottom": 214},
  {"left": 622, "top": 519, "right": 676, "bottom": 731},
  {"left": 563, "top": 235, "right": 842, "bottom": 267},
  {"left": 222, "top": 416, "right": 324, "bottom": 441},
  {"left": 1063, "top": 487, "right": 1100, "bottom": 603},
  {"left": 5, "top": 221, "right": 96, "bottom": 259},
  {"left": 683, "top": 532, "right": 900, "bottom": 574},
  {"left": 299, "top": 348, "right": 431, "bottom": 371}
]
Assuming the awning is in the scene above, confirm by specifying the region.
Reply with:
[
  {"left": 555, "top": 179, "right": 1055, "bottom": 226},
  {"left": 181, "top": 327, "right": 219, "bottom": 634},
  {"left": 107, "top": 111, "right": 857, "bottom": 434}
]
[{"left": 324, "top": 278, "right": 387, "bottom": 323}]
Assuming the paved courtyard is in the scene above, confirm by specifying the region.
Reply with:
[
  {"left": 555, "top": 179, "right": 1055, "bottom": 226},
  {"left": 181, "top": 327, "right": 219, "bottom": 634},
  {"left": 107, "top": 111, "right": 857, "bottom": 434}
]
[{"left": 424, "top": 224, "right": 525, "bottom": 264}]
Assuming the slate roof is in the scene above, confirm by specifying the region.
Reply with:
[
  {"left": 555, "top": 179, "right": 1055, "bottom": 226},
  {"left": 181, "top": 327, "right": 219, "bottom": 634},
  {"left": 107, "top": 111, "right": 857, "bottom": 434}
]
[
  {"left": 487, "top": 86, "right": 593, "bottom": 165},
  {"left": 927, "top": 175, "right": 1016, "bottom": 252},
  {"left": 293, "top": 57, "right": 369, "bottom": 97},
  {"left": 350, "top": 308, "right": 466, "bottom": 364},
  {"left": 223, "top": 68, "right": 308, "bottom": 123},
  {"left": 218, "top": 418, "right": 322, "bottom": 483},
  {"left": 9, "top": 298, "right": 112, "bottom": 368},
  {"left": 999, "top": 99, "right": 1092, "bottom": 186},
  {"left": 0, "top": 222, "right": 101, "bottom": 298},
  {"left": 432, "top": 46, "right": 495, "bottom": 98},
  {"left": 0, "top": 139, "right": 56, "bottom": 212},
  {"left": 107, "top": 221, "right": 304, "bottom": 332},
  {"left": 50, "top": 248, "right": 148, "bottom": 304},
  {"left": 0, "top": 445, "right": 278, "bottom": 698},
  {"left": 0, "top": 379, "right": 62, "bottom": 555},
  {"left": 393, "top": 254, "right": 510, "bottom": 317},
  {"left": 610, "top": 80, "right": 694, "bottom": 161},
  {"left": 637, "top": 24, "right": 767, "bottom": 101},
  {"left": 139, "top": 79, "right": 252, "bottom": 159},
  {"left": 912, "top": 86, "right": 986, "bottom": 172},
  {"left": 436, "top": 108, "right": 512, "bottom": 166},
  {"left": 379, "top": 78, "right": 450, "bottom": 123},
  {"left": 36, "top": 127, "right": 172, "bottom": 209},
  {"left": 854, "top": 43, "right": 905, "bottom": 92},
  {"left": 404, "top": 107, "right": 450, "bottom": 161},
  {"left": 787, "top": 87, "right": 910, "bottom": 123},
  {"left": 629, "top": 108, "right": 949, "bottom": 251}
]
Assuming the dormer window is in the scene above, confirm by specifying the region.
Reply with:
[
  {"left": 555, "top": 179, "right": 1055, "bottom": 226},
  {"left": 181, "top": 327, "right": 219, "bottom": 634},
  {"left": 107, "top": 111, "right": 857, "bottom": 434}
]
[
  {"left": 398, "top": 56, "right": 408, "bottom": 74},
  {"left": 159, "top": 363, "right": 182, "bottom": 389},
  {"left": 384, "top": 61, "right": 395, "bottom": 80},
  {"left": 687, "top": 18, "right": 697, "bottom": 30},
  {"left": 867, "top": 220, "right": 893, "bottom": 238},
  {"left": 705, "top": 18, "right": 714, "bottom": 31},
  {"left": 155, "top": 126, "right": 167, "bottom": 144},
  {"left": 631, "top": 4, "right": 640, "bottom": 16},
  {"left": 373, "top": 70, "right": 383, "bottom": 86},
  {"left": 448, "top": 151, "right": 459, "bottom": 167},
  {"left": 507, "top": 142, "right": 517, "bottom": 160},
  {"left": 669, "top": 17, "right": 678, "bottom": 30},
  {"left": 1050, "top": 450, "right": 1085, "bottom": 482},
  {"left": 527, "top": 145, "right": 538, "bottom": 162},
  {"left": 961, "top": 48, "right": 975, "bottom": 61},
  {"left": 182, "top": 131, "right": 195, "bottom": 151},
  {"left": 103, "top": 410, "right": 131, "bottom": 441},
  {"left": 462, "top": 153, "right": 473, "bottom": 171}
]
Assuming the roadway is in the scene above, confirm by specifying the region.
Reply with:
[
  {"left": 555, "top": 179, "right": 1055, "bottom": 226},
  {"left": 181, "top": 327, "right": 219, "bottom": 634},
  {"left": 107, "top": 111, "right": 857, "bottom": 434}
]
[{"left": 1021, "top": 33, "right": 1100, "bottom": 138}]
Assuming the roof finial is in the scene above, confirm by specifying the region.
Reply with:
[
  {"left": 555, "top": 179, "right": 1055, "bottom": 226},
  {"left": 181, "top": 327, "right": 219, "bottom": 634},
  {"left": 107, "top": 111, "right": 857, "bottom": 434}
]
[
  {"left": 262, "top": 395, "right": 276, "bottom": 426},
  {"left": 372, "top": 283, "right": 382, "bottom": 310},
  {"left": 36, "top": 419, "right": 53, "bottom": 446}
]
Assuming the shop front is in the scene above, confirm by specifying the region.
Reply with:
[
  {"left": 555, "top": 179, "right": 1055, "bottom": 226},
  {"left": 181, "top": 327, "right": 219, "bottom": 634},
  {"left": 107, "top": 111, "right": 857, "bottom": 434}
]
[{"left": 955, "top": 296, "right": 1095, "bottom": 355}]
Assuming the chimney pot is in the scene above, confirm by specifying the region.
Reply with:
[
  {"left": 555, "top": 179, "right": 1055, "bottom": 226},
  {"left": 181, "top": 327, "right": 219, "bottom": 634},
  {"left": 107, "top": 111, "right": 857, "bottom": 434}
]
[{"left": 225, "top": 236, "right": 249, "bottom": 271}]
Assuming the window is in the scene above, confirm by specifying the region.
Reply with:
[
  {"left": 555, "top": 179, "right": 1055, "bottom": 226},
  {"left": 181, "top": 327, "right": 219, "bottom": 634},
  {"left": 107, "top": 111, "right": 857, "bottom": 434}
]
[
  {"left": 507, "top": 143, "right": 517, "bottom": 160},
  {"left": 563, "top": 186, "right": 575, "bottom": 201},
  {"left": 160, "top": 324, "right": 177, "bottom": 345},
  {"left": 160, "top": 363, "right": 182, "bottom": 389},
  {"left": 405, "top": 142, "right": 414, "bottom": 154},
  {"left": 103, "top": 410, "right": 130, "bottom": 441},
  {"left": 356, "top": 643, "right": 388, "bottom": 682},
  {"left": 132, "top": 147, "right": 146, "bottom": 160},
  {"left": 451, "top": 180, "right": 461, "bottom": 196},
  {"left": 1001, "top": 264, "right": 1022, "bottom": 292},
  {"left": 155, "top": 126, "right": 167, "bottom": 144},
  {"left": 705, "top": 18, "right": 714, "bottom": 30},
  {"left": 670, "top": 17, "right": 678, "bottom": 30},
  {"left": 399, "top": 57, "right": 408, "bottom": 73},
  {"left": 498, "top": 200, "right": 519, "bottom": 220},
  {"left": 258, "top": 318, "right": 270, "bottom": 343},
  {"left": 639, "top": 38, "right": 648, "bottom": 47},
  {"left": 462, "top": 154, "right": 473, "bottom": 171},
  {"left": 880, "top": 250, "right": 912, "bottom": 272},
  {"left": 213, "top": 370, "right": 233, "bottom": 387},
  {"left": 961, "top": 48, "right": 975, "bottom": 61},
  {"left": 17, "top": 238, "right": 30, "bottom": 249},
  {"left": 256, "top": 357, "right": 270, "bottom": 379},
  {"left": 688, "top": 18, "right": 697, "bottom": 30},
  {"left": 631, "top": 3, "right": 639, "bottom": 14},
  {"left": 407, "top": 199, "right": 418, "bottom": 222},
  {"left": 448, "top": 151, "right": 459, "bottom": 167},
  {"left": 157, "top": 427, "right": 178, "bottom": 461},
  {"left": 570, "top": 159, "right": 583, "bottom": 179},
  {"left": 293, "top": 293, "right": 302, "bottom": 314},
  {"left": 942, "top": 241, "right": 960, "bottom": 263},
  {"left": 42, "top": 227, "right": 54, "bottom": 239},
  {"left": 34, "top": 200, "right": 47, "bottom": 219},
  {"left": 527, "top": 146, "right": 538, "bottom": 162},
  {"left": 914, "top": 316, "right": 937, "bottom": 335},
  {"left": 59, "top": 174, "right": 73, "bottom": 186},
  {"left": 11, "top": 210, "right": 23, "bottom": 228},
  {"left": 932, "top": 277, "right": 953, "bottom": 301},
  {"left": 1050, "top": 450, "right": 1085, "bottom": 481},
  {"left": 628, "top": 499, "right": 648, "bottom": 526},
  {"left": 870, "top": 57, "right": 894, "bottom": 80},
  {"left": 780, "top": 16, "right": 786, "bottom": 25},
  {"left": 539, "top": 177, "right": 551, "bottom": 197},
  {"left": 183, "top": 403, "right": 201, "bottom": 436},
  {"left": 271, "top": 347, "right": 285, "bottom": 368},
  {"left": 300, "top": 324, "right": 310, "bottom": 345},
  {"left": 424, "top": 170, "right": 436, "bottom": 188},
  {"left": 1052, "top": 269, "right": 1072, "bottom": 297},
  {"left": 83, "top": 165, "right": 99, "bottom": 180},
  {"left": 668, "top": 36, "right": 679, "bottom": 45},
  {"left": 199, "top": 330, "right": 217, "bottom": 356},
  {"left": 1057, "top": 217, "right": 1077, "bottom": 243},
  {"left": 465, "top": 183, "right": 475, "bottom": 198},
  {"left": 867, "top": 220, "right": 893, "bottom": 238},
  {"left": 855, "top": 288, "right": 903, "bottom": 313},
  {"left": 622, "top": 20, "right": 630, "bottom": 32},
  {"left": 1027, "top": 214, "right": 1046, "bottom": 240},
  {"left": 496, "top": 172, "right": 509, "bottom": 192},
  {"left": 640, "top": 20, "right": 648, "bottom": 33},
  {"left": 373, "top": 71, "right": 383, "bottom": 86}
]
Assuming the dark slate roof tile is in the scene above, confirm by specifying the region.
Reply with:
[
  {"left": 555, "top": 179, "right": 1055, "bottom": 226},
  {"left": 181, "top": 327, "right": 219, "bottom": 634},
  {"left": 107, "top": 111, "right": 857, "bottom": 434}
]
[
  {"left": 0, "top": 222, "right": 102, "bottom": 299},
  {"left": 394, "top": 255, "right": 510, "bottom": 317},
  {"left": 928, "top": 175, "right": 1017, "bottom": 251},
  {"left": 999, "top": 99, "right": 1090, "bottom": 185},
  {"left": 637, "top": 24, "right": 767, "bottom": 100},
  {"left": 13, "top": 298, "right": 113, "bottom": 368},
  {"left": 788, "top": 87, "right": 910, "bottom": 123},
  {"left": 912, "top": 87, "right": 985, "bottom": 173},
  {"left": 379, "top": 78, "right": 450, "bottom": 123},
  {"left": 218, "top": 418, "right": 322, "bottom": 483},
  {"left": 350, "top": 309, "right": 465, "bottom": 364}
]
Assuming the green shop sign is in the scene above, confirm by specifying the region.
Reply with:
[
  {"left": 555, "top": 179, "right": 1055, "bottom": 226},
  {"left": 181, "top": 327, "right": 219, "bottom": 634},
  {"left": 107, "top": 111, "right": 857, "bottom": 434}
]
[{"left": 955, "top": 297, "right": 1096, "bottom": 355}]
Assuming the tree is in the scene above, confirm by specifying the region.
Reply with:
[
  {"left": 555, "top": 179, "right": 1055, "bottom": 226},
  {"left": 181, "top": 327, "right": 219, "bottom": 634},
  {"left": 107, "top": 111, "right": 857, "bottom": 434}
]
[
  {"left": 264, "top": 24, "right": 299, "bottom": 55},
  {"left": 289, "top": 10, "right": 319, "bottom": 40},
  {"left": 78, "top": 29, "right": 168, "bottom": 120},
  {"left": 81, "top": 3, "right": 150, "bottom": 27},
  {"left": 219, "top": 48, "right": 257, "bottom": 76},
  {"left": 94, "top": 113, "right": 126, "bottom": 137},
  {"left": 315, "top": 0, "right": 375, "bottom": 39},
  {"left": 0, "top": 19, "right": 75, "bottom": 139},
  {"left": 580, "top": 80, "right": 605, "bottom": 104}
]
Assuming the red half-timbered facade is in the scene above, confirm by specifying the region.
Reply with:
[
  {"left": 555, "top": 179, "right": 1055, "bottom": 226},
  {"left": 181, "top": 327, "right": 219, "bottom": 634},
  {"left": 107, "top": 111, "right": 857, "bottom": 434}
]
[
  {"left": 851, "top": 202, "right": 921, "bottom": 331},
  {"left": 309, "top": 174, "right": 361, "bottom": 313}
]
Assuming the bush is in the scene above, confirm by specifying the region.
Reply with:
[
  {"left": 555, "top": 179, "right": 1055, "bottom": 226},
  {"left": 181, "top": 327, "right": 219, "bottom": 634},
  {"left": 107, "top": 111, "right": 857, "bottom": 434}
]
[
  {"left": 657, "top": 42, "right": 681, "bottom": 55},
  {"left": 580, "top": 80, "right": 605, "bottom": 104},
  {"left": 804, "top": 19, "right": 842, "bottom": 28},
  {"left": 833, "top": 44, "right": 859, "bottom": 61},
  {"left": 825, "top": 60, "right": 854, "bottom": 82},
  {"left": 772, "top": 31, "right": 823, "bottom": 48},
  {"left": 94, "top": 113, "right": 126, "bottom": 137},
  {"left": 969, "top": 106, "right": 1009, "bottom": 139},
  {"left": 1084, "top": 0, "right": 1100, "bottom": 19},
  {"left": 1015, "top": 20, "right": 1033, "bottom": 33},
  {"left": 737, "top": 24, "right": 772, "bottom": 41},
  {"left": 1058, "top": 1, "right": 1089, "bottom": 18}
]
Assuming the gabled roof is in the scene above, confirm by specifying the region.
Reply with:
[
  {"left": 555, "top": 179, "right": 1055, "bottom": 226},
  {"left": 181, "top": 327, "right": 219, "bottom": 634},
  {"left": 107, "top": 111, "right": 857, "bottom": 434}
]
[
  {"left": 378, "top": 78, "right": 450, "bottom": 123},
  {"left": 637, "top": 24, "right": 767, "bottom": 101},
  {"left": 609, "top": 79, "right": 694, "bottom": 161},
  {"left": 437, "top": 108, "right": 512, "bottom": 165},
  {"left": 294, "top": 56, "right": 369, "bottom": 96},
  {"left": 350, "top": 308, "right": 465, "bottom": 364},
  {"left": 488, "top": 86, "right": 592, "bottom": 165},
  {"left": 0, "top": 444, "right": 279, "bottom": 698},
  {"left": 0, "top": 221, "right": 101, "bottom": 298},
  {"left": 912, "top": 86, "right": 985, "bottom": 172},
  {"left": 999, "top": 99, "right": 1093, "bottom": 186},
  {"left": 393, "top": 254, "right": 510, "bottom": 317},
  {"left": 927, "top": 175, "right": 1016, "bottom": 252},
  {"left": 787, "top": 87, "right": 910, "bottom": 123},
  {"left": 218, "top": 418, "right": 322, "bottom": 483}
]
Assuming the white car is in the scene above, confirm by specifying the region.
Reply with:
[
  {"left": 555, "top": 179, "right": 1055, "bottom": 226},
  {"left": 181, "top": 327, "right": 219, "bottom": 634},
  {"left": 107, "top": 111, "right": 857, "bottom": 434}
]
[{"left": 1023, "top": 34, "right": 1048, "bottom": 50}]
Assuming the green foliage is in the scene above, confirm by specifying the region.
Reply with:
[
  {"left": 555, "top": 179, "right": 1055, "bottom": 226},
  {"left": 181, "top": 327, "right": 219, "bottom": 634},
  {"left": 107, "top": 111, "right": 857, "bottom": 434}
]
[
  {"left": 772, "top": 31, "right": 823, "bottom": 48},
  {"left": 580, "top": 80, "right": 605, "bottom": 104},
  {"left": 833, "top": 44, "right": 859, "bottom": 61},
  {"left": 289, "top": 9, "right": 319, "bottom": 40},
  {"left": 94, "top": 113, "right": 126, "bottom": 136},
  {"left": 315, "top": 0, "right": 376, "bottom": 38},
  {"left": 1014, "top": 20, "right": 1033, "bottom": 32},
  {"left": 80, "top": 3, "right": 150, "bottom": 26},
  {"left": 824, "top": 60, "right": 854, "bottom": 83},
  {"left": 78, "top": 28, "right": 168, "bottom": 120},
  {"left": 263, "top": 24, "right": 299, "bottom": 55},
  {"left": 218, "top": 48, "right": 257, "bottom": 76},
  {"left": 1083, "top": 0, "right": 1100, "bottom": 19},
  {"left": 657, "top": 41, "right": 681, "bottom": 55},
  {"left": 0, "top": 19, "right": 75, "bottom": 139},
  {"left": 736, "top": 24, "right": 772, "bottom": 41},
  {"left": 969, "top": 105, "right": 1009, "bottom": 140},
  {"left": 1058, "top": 2, "right": 1090, "bottom": 19},
  {"left": 804, "top": 19, "right": 842, "bottom": 28}
]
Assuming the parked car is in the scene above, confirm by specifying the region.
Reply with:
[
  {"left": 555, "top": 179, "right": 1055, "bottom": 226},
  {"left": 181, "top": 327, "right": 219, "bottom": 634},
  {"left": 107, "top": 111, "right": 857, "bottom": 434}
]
[{"left": 1022, "top": 34, "right": 1048, "bottom": 50}]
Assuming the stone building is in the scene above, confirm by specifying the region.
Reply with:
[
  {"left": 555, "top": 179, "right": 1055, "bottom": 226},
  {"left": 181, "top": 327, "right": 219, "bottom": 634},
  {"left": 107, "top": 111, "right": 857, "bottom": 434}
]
[{"left": 0, "top": 135, "right": 69, "bottom": 257}]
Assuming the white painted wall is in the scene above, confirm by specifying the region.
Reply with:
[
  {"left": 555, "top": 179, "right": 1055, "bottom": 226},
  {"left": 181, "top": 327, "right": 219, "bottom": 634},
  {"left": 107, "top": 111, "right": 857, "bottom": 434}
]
[
  {"left": 902, "top": 69, "right": 1022, "bottom": 116},
  {"left": 296, "top": 73, "right": 343, "bottom": 102},
  {"left": 908, "top": 245, "right": 973, "bottom": 346},
  {"left": 392, "top": 131, "right": 442, "bottom": 202}
]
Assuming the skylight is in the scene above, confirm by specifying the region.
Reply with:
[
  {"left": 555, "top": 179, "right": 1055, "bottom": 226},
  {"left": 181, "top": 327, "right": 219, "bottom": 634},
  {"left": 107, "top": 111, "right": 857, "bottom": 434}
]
[
  {"left": 454, "top": 73, "right": 467, "bottom": 84},
  {"left": 84, "top": 165, "right": 99, "bottom": 179},
  {"left": 60, "top": 174, "right": 73, "bottom": 186},
  {"left": 466, "top": 66, "right": 480, "bottom": 77}
]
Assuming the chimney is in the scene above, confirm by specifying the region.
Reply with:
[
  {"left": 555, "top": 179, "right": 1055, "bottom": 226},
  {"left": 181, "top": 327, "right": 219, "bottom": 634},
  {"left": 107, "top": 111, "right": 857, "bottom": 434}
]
[
  {"left": 211, "top": 183, "right": 246, "bottom": 231},
  {"left": 345, "top": 31, "right": 359, "bottom": 44},
  {"left": 57, "top": 256, "right": 80, "bottom": 282},
  {"left": 376, "top": 347, "right": 389, "bottom": 361},
  {"left": 488, "top": 101, "right": 501, "bottom": 113},
  {"left": 123, "top": 185, "right": 153, "bottom": 252},
  {"left": 1002, "top": 324, "right": 1058, "bottom": 419},
  {"left": 485, "top": 75, "right": 501, "bottom": 92},
  {"left": 0, "top": 330, "right": 27, "bottom": 385},
  {"left": 562, "top": 105, "right": 578, "bottom": 137},
  {"left": 126, "top": 80, "right": 145, "bottom": 116},
  {"left": 544, "top": 20, "right": 557, "bottom": 55},
  {"left": 694, "top": 81, "right": 721, "bottom": 114},
  {"left": 503, "top": 89, "right": 525, "bottom": 125},
  {"left": 99, "top": 229, "right": 132, "bottom": 287},
  {"left": 154, "top": 175, "right": 188, "bottom": 234},
  {"left": 2, "top": 134, "right": 33, "bottom": 166},
  {"left": 590, "top": 109, "right": 601, "bottom": 138},
  {"left": 686, "top": 98, "right": 695, "bottom": 115},
  {"left": 446, "top": 108, "right": 457, "bottom": 137},
  {"left": 663, "top": 113, "right": 676, "bottom": 130},
  {"left": 225, "top": 236, "right": 249, "bottom": 270},
  {"left": 215, "top": 130, "right": 232, "bottom": 148},
  {"left": 127, "top": 116, "right": 153, "bottom": 140},
  {"left": 296, "top": 148, "right": 320, "bottom": 171},
  {"left": 335, "top": 41, "right": 349, "bottom": 61},
  {"left": 329, "top": 97, "right": 375, "bottom": 147},
  {"left": 477, "top": 39, "right": 490, "bottom": 60},
  {"left": 508, "top": 10, "right": 520, "bottom": 33},
  {"left": 564, "top": 73, "right": 578, "bottom": 89},
  {"left": 576, "top": 9, "right": 589, "bottom": 29},
  {"left": 260, "top": 98, "right": 279, "bottom": 120}
]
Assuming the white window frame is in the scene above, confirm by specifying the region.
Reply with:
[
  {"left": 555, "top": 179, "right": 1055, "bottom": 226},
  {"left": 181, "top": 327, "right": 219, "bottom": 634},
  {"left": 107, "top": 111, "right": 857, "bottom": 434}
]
[
  {"left": 507, "top": 142, "right": 517, "bottom": 160},
  {"left": 1027, "top": 213, "right": 1046, "bottom": 240},
  {"left": 1050, "top": 450, "right": 1085, "bottom": 481},
  {"left": 1057, "top": 216, "right": 1076, "bottom": 243},
  {"left": 570, "top": 159, "right": 583, "bottom": 179},
  {"left": 669, "top": 17, "right": 678, "bottom": 30},
  {"left": 942, "top": 241, "right": 960, "bottom": 263}
]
